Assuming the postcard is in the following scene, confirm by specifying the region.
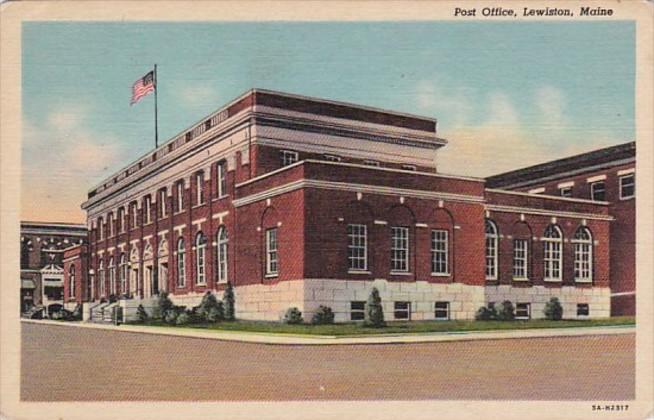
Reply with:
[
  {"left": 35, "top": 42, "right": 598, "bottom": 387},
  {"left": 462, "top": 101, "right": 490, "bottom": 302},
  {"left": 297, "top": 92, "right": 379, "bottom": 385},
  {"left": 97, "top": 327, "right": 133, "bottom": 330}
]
[{"left": 0, "top": 1, "right": 652, "bottom": 419}]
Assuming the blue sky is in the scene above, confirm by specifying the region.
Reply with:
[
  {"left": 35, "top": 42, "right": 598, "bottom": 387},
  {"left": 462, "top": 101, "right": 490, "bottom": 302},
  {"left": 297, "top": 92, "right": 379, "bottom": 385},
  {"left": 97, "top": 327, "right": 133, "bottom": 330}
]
[{"left": 22, "top": 21, "right": 635, "bottom": 222}]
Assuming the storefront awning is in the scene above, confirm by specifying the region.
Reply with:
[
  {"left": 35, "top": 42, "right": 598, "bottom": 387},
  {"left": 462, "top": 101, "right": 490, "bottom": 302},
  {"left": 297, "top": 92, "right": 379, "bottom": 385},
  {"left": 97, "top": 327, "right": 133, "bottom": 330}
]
[{"left": 21, "top": 279, "right": 36, "bottom": 289}]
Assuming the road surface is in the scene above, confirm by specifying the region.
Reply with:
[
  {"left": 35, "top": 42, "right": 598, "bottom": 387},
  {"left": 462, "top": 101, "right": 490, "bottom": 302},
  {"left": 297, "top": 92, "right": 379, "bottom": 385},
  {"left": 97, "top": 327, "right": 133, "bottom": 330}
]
[{"left": 21, "top": 322, "right": 635, "bottom": 401}]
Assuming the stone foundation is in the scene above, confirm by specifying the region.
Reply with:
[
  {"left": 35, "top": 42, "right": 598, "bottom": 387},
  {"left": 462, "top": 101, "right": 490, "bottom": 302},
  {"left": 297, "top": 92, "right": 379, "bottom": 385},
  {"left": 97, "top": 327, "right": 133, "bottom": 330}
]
[{"left": 484, "top": 285, "right": 611, "bottom": 319}]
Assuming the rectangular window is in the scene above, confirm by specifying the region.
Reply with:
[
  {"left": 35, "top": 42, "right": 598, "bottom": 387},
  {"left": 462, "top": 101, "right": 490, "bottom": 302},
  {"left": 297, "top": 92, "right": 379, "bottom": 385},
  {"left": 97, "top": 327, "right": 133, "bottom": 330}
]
[
  {"left": 130, "top": 203, "right": 138, "bottom": 229},
  {"left": 363, "top": 160, "right": 380, "bottom": 167},
  {"left": 265, "top": 228, "right": 278, "bottom": 276},
  {"left": 117, "top": 208, "right": 125, "bottom": 233},
  {"left": 195, "top": 172, "right": 204, "bottom": 205},
  {"left": 512, "top": 239, "right": 528, "bottom": 279},
  {"left": 394, "top": 301, "right": 411, "bottom": 320},
  {"left": 391, "top": 226, "right": 409, "bottom": 273},
  {"left": 620, "top": 174, "right": 635, "bottom": 199},
  {"left": 216, "top": 160, "right": 227, "bottom": 198},
  {"left": 176, "top": 181, "right": 184, "bottom": 212},
  {"left": 350, "top": 301, "right": 365, "bottom": 321},
  {"left": 574, "top": 242, "right": 592, "bottom": 282},
  {"left": 401, "top": 164, "right": 417, "bottom": 171},
  {"left": 559, "top": 187, "right": 573, "bottom": 197},
  {"left": 577, "top": 303, "right": 589, "bottom": 316},
  {"left": 280, "top": 150, "right": 299, "bottom": 167},
  {"left": 324, "top": 154, "right": 342, "bottom": 162},
  {"left": 434, "top": 301, "right": 450, "bottom": 320},
  {"left": 347, "top": 224, "right": 367, "bottom": 271},
  {"left": 431, "top": 229, "right": 448, "bottom": 274},
  {"left": 144, "top": 195, "right": 152, "bottom": 224},
  {"left": 159, "top": 189, "right": 167, "bottom": 218},
  {"left": 544, "top": 240, "right": 562, "bottom": 281},
  {"left": 591, "top": 181, "right": 606, "bottom": 201},
  {"left": 515, "top": 303, "right": 531, "bottom": 320}
]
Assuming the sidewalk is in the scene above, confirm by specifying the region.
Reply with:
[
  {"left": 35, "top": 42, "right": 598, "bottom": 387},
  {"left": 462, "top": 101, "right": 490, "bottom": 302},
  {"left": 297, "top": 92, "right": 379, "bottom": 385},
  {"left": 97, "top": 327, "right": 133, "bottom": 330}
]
[{"left": 21, "top": 318, "right": 635, "bottom": 345}]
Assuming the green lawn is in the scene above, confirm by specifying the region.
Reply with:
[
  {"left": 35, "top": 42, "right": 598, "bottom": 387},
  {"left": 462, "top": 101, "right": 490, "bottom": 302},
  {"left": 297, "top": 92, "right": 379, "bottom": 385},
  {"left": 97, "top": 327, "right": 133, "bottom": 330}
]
[{"left": 131, "top": 316, "right": 635, "bottom": 337}]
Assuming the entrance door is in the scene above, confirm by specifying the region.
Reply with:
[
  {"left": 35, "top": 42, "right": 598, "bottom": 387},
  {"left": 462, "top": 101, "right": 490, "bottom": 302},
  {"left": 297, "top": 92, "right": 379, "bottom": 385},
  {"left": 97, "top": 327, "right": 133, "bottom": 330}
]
[
  {"left": 158, "top": 262, "right": 168, "bottom": 293},
  {"left": 131, "top": 268, "right": 139, "bottom": 298},
  {"left": 144, "top": 266, "right": 153, "bottom": 297}
]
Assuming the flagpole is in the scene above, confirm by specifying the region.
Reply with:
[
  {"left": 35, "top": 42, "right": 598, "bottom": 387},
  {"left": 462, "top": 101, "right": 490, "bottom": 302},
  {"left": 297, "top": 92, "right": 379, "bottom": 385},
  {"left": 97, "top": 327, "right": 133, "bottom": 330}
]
[{"left": 154, "top": 64, "right": 159, "bottom": 149}]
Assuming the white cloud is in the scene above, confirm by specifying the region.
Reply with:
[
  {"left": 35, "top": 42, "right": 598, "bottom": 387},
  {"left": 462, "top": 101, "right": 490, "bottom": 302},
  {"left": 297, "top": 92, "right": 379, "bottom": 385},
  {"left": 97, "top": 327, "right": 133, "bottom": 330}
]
[
  {"left": 415, "top": 79, "right": 475, "bottom": 128},
  {"left": 22, "top": 105, "right": 128, "bottom": 222},
  {"left": 176, "top": 84, "right": 220, "bottom": 108}
]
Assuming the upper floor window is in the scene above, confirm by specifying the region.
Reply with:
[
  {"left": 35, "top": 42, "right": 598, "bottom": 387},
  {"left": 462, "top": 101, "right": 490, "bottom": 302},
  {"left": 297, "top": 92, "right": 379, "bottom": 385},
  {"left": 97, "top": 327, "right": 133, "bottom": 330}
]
[
  {"left": 195, "top": 171, "right": 205, "bottom": 205},
  {"left": 158, "top": 189, "right": 167, "bottom": 218},
  {"left": 573, "top": 227, "right": 593, "bottom": 282},
  {"left": 107, "top": 213, "right": 114, "bottom": 237},
  {"left": 117, "top": 207, "right": 125, "bottom": 233},
  {"left": 543, "top": 225, "right": 563, "bottom": 281},
  {"left": 620, "top": 174, "right": 635, "bottom": 199},
  {"left": 591, "top": 181, "right": 606, "bottom": 201},
  {"left": 195, "top": 232, "right": 207, "bottom": 285},
  {"left": 265, "top": 228, "right": 279, "bottom": 276},
  {"left": 559, "top": 186, "right": 573, "bottom": 197},
  {"left": 130, "top": 202, "right": 138, "bottom": 229},
  {"left": 280, "top": 150, "right": 299, "bottom": 167},
  {"left": 363, "top": 160, "right": 380, "bottom": 167},
  {"left": 485, "top": 220, "right": 498, "bottom": 280},
  {"left": 431, "top": 229, "right": 448, "bottom": 275},
  {"left": 513, "top": 239, "right": 528, "bottom": 280},
  {"left": 347, "top": 224, "right": 367, "bottom": 271},
  {"left": 119, "top": 253, "right": 128, "bottom": 293},
  {"left": 216, "top": 227, "right": 228, "bottom": 283},
  {"left": 177, "top": 238, "right": 186, "bottom": 287},
  {"left": 175, "top": 181, "right": 184, "bottom": 212},
  {"left": 390, "top": 226, "right": 409, "bottom": 273},
  {"left": 143, "top": 195, "right": 152, "bottom": 224},
  {"left": 324, "top": 154, "right": 342, "bottom": 162},
  {"left": 98, "top": 217, "right": 104, "bottom": 240},
  {"left": 401, "top": 164, "right": 417, "bottom": 171},
  {"left": 216, "top": 160, "right": 227, "bottom": 198}
]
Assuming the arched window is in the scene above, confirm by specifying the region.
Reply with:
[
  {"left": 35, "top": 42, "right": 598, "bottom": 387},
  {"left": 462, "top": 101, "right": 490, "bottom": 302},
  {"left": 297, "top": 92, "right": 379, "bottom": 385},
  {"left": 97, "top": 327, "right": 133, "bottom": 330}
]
[
  {"left": 98, "top": 260, "right": 105, "bottom": 297},
  {"left": 108, "top": 257, "right": 116, "bottom": 295},
  {"left": 119, "top": 253, "right": 128, "bottom": 294},
  {"left": 98, "top": 217, "right": 104, "bottom": 240},
  {"left": 68, "top": 265, "right": 76, "bottom": 298},
  {"left": 216, "top": 227, "right": 228, "bottom": 283},
  {"left": 573, "top": 227, "right": 593, "bottom": 282},
  {"left": 177, "top": 238, "right": 186, "bottom": 287},
  {"left": 485, "top": 220, "right": 499, "bottom": 280},
  {"left": 195, "top": 232, "right": 207, "bottom": 284},
  {"left": 543, "top": 225, "right": 563, "bottom": 281}
]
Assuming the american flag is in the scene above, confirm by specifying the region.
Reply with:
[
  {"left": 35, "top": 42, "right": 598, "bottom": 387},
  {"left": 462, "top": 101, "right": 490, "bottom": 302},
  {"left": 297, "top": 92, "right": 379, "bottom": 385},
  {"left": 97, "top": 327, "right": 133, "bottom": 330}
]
[{"left": 130, "top": 70, "right": 155, "bottom": 105}]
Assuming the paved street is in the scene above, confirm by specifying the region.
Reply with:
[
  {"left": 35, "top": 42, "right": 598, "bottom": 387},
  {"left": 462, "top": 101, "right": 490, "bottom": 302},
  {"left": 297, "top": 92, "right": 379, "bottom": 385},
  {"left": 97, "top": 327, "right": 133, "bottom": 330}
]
[{"left": 21, "top": 322, "right": 634, "bottom": 401}]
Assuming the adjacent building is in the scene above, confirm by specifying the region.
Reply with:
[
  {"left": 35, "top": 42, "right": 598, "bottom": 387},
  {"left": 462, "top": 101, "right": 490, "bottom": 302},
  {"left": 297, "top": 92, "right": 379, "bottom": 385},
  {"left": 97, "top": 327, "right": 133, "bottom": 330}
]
[
  {"left": 20, "top": 221, "right": 87, "bottom": 314},
  {"left": 61, "top": 89, "right": 625, "bottom": 322},
  {"left": 487, "top": 142, "right": 636, "bottom": 316}
]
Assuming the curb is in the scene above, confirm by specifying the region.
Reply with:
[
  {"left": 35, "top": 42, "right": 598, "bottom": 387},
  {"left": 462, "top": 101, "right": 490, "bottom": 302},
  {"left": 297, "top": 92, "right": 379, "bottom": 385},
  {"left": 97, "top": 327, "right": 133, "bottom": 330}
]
[{"left": 21, "top": 319, "right": 636, "bottom": 346}]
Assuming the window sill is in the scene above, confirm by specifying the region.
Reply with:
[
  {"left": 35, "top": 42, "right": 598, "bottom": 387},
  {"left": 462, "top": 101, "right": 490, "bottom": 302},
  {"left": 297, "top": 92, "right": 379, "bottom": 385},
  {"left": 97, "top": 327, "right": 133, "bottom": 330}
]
[
  {"left": 348, "top": 270, "right": 371, "bottom": 275},
  {"left": 173, "top": 211, "right": 185, "bottom": 216},
  {"left": 512, "top": 277, "right": 530, "bottom": 282},
  {"left": 390, "top": 271, "right": 412, "bottom": 276},
  {"left": 543, "top": 278, "right": 562, "bottom": 282},
  {"left": 515, "top": 316, "right": 530, "bottom": 320},
  {"left": 143, "top": 222, "right": 153, "bottom": 227},
  {"left": 264, "top": 273, "right": 278, "bottom": 278},
  {"left": 434, "top": 317, "right": 450, "bottom": 321},
  {"left": 192, "top": 203, "right": 206, "bottom": 209},
  {"left": 485, "top": 277, "right": 498, "bottom": 282},
  {"left": 212, "top": 195, "right": 230, "bottom": 202},
  {"left": 574, "top": 279, "right": 593, "bottom": 283},
  {"left": 619, "top": 195, "right": 634, "bottom": 201},
  {"left": 430, "top": 272, "right": 450, "bottom": 277}
]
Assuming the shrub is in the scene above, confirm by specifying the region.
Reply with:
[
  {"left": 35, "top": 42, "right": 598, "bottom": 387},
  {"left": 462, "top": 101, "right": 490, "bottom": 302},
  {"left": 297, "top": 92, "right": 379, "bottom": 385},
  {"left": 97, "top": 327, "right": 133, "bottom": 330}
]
[
  {"left": 136, "top": 304, "right": 149, "bottom": 323},
  {"left": 283, "top": 307, "right": 304, "bottom": 324},
  {"left": 154, "top": 291, "right": 174, "bottom": 320},
  {"left": 164, "top": 309, "right": 179, "bottom": 324},
  {"left": 497, "top": 300, "right": 515, "bottom": 321},
  {"left": 70, "top": 304, "right": 83, "bottom": 321},
  {"left": 475, "top": 305, "right": 498, "bottom": 321},
  {"left": 108, "top": 294, "right": 118, "bottom": 303},
  {"left": 176, "top": 312, "right": 190, "bottom": 326},
  {"left": 364, "top": 287, "right": 385, "bottom": 328},
  {"left": 223, "top": 282, "right": 236, "bottom": 321},
  {"left": 196, "top": 291, "right": 224, "bottom": 323},
  {"left": 544, "top": 297, "right": 563, "bottom": 321},
  {"left": 311, "top": 305, "right": 335, "bottom": 325}
]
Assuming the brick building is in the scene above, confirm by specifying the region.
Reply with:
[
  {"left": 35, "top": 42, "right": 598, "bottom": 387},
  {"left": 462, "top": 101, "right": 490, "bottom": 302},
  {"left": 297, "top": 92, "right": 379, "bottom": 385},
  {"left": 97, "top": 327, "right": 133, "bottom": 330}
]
[
  {"left": 20, "top": 221, "right": 87, "bottom": 314},
  {"left": 487, "top": 142, "right": 636, "bottom": 316},
  {"left": 62, "top": 89, "right": 620, "bottom": 322}
]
